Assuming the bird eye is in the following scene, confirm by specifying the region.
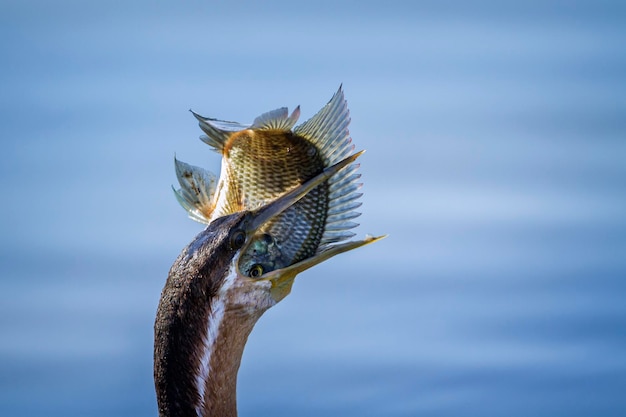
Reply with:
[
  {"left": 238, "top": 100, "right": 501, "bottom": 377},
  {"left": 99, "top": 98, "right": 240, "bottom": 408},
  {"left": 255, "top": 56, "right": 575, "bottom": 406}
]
[
  {"left": 230, "top": 230, "right": 246, "bottom": 249},
  {"left": 248, "top": 264, "right": 264, "bottom": 278}
]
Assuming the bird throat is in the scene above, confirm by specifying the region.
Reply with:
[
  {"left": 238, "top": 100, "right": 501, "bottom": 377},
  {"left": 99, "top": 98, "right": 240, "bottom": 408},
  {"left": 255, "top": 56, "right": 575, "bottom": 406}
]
[
  {"left": 192, "top": 266, "right": 271, "bottom": 417},
  {"left": 154, "top": 221, "right": 273, "bottom": 417}
]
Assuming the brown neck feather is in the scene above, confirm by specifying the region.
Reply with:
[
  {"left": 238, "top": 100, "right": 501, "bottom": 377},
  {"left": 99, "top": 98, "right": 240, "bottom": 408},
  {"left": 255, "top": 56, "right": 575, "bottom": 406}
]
[
  {"left": 154, "top": 214, "right": 260, "bottom": 417},
  {"left": 199, "top": 305, "right": 260, "bottom": 416}
]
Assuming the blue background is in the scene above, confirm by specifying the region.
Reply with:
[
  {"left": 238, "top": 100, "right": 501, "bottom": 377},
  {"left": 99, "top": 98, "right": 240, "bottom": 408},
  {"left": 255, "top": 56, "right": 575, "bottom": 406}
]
[{"left": 1, "top": 1, "right": 625, "bottom": 416}]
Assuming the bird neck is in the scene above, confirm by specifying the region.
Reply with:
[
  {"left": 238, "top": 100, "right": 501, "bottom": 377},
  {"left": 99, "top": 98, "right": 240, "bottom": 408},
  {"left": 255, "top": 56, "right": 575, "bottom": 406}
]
[
  {"left": 196, "top": 303, "right": 260, "bottom": 417},
  {"left": 154, "top": 261, "right": 262, "bottom": 417}
]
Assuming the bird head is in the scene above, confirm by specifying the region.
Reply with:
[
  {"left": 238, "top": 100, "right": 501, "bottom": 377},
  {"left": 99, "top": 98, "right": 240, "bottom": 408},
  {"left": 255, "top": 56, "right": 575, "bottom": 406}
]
[{"left": 171, "top": 152, "right": 384, "bottom": 319}]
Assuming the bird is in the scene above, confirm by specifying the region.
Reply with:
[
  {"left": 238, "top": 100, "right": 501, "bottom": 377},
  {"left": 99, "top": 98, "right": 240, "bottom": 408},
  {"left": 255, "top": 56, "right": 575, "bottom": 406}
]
[
  {"left": 154, "top": 154, "right": 383, "bottom": 416},
  {"left": 155, "top": 88, "right": 384, "bottom": 416}
]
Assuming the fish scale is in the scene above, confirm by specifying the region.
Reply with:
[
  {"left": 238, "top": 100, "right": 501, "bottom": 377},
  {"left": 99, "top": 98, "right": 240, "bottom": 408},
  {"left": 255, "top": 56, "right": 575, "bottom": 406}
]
[
  {"left": 174, "top": 86, "right": 363, "bottom": 276},
  {"left": 223, "top": 129, "right": 328, "bottom": 263}
]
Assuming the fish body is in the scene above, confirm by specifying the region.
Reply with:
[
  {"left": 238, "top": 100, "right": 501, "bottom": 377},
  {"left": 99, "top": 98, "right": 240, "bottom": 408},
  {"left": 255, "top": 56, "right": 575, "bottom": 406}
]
[{"left": 174, "top": 87, "right": 363, "bottom": 274}]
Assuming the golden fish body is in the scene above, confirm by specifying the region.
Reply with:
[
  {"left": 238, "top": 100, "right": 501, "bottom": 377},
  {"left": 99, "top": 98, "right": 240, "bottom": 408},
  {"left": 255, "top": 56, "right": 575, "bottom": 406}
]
[{"left": 174, "top": 87, "right": 362, "bottom": 276}]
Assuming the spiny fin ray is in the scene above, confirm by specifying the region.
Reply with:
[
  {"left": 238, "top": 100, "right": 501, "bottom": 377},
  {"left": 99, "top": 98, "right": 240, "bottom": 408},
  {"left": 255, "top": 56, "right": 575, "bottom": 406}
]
[
  {"left": 190, "top": 110, "right": 248, "bottom": 152},
  {"left": 251, "top": 106, "right": 301, "bottom": 130},
  {"left": 294, "top": 86, "right": 352, "bottom": 166},
  {"left": 290, "top": 86, "right": 364, "bottom": 250}
]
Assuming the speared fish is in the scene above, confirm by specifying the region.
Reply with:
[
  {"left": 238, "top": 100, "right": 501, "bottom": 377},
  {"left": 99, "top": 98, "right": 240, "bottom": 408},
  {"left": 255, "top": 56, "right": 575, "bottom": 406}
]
[{"left": 173, "top": 86, "right": 366, "bottom": 277}]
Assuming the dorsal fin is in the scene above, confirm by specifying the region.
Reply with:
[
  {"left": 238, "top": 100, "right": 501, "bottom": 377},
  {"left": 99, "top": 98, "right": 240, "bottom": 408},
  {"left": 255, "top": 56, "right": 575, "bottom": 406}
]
[
  {"left": 293, "top": 85, "right": 354, "bottom": 166},
  {"left": 173, "top": 157, "right": 217, "bottom": 224},
  {"left": 292, "top": 86, "right": 363, "bottom": 250},
  {"left": 190, "top": 110, "right": 249, "bottom": 153},
  {"left": 250, "top": 106, "right": 301, "bottom": 130},
  {"left": 317, "top": 162, "right": 363, "bottom": 250}
]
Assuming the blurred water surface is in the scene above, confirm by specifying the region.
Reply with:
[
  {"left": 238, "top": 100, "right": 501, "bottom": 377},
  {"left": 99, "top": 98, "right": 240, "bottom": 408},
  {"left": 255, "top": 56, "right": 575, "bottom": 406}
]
[{"left": 1, "top": 1, "right": 625, "bottom": 416}]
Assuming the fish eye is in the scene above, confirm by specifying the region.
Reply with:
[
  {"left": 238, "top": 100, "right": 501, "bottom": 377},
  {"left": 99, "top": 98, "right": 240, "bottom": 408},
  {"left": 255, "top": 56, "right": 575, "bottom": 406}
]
[
  {"left": 261, "top": 233, "right": 273, "bottom": 244},
  {"left": 248, "top": 264, "right": 264, "bottom": 278},
  {"left": 230, "top": 230, "right": 246, "bottom": 249}
]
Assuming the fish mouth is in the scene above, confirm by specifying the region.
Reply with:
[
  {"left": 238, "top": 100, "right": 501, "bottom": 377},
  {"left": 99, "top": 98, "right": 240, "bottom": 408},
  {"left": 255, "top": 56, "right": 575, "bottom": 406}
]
[{"left": 239, "top": 150, "right": 386, "bottom": 302}]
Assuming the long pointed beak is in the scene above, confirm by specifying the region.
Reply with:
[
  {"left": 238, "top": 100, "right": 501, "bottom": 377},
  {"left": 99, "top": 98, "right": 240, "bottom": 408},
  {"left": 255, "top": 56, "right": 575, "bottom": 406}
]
[
  {"left": 263, "top": 233, "right": 385, "bottom": 302},
  {"left": 243, "top": 150, "right": 386, "bottom": 302}
]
